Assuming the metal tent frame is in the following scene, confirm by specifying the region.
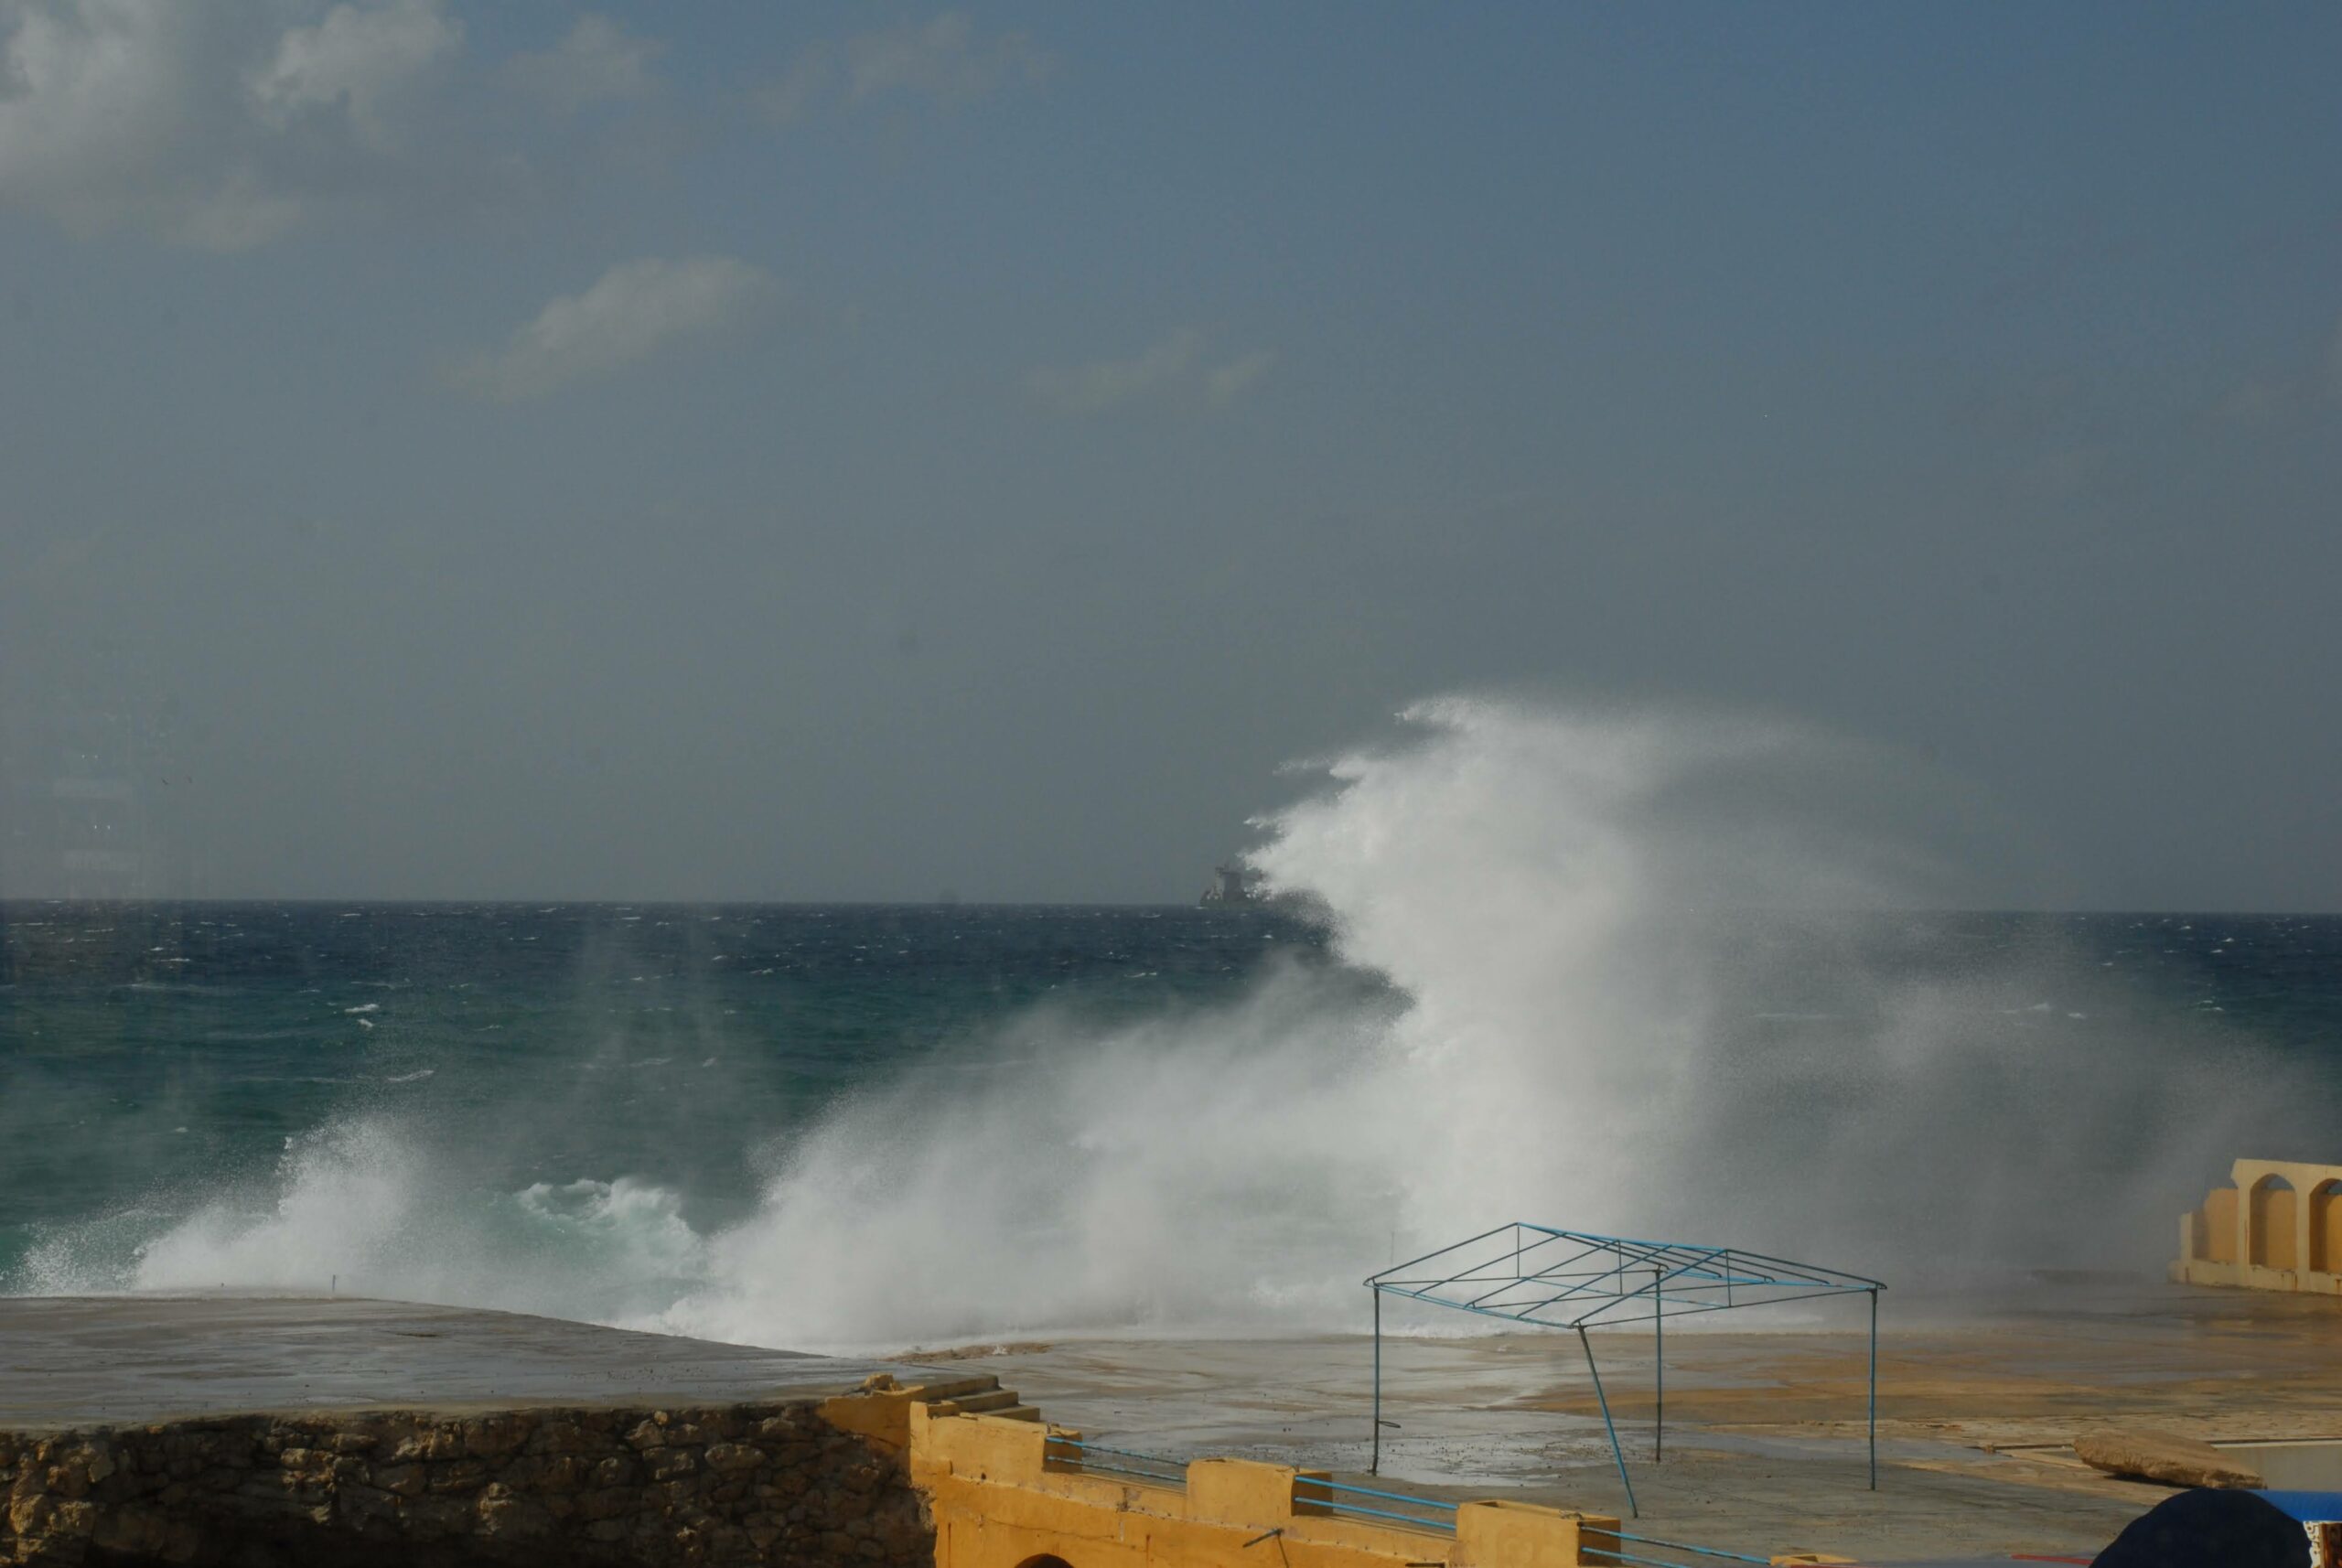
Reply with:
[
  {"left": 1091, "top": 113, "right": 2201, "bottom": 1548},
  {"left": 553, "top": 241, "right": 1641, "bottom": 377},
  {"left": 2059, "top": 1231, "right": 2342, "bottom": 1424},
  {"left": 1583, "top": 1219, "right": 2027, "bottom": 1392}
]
[{"left": 1366, "top": 1222, "right": 1885, "bottom": 1517}]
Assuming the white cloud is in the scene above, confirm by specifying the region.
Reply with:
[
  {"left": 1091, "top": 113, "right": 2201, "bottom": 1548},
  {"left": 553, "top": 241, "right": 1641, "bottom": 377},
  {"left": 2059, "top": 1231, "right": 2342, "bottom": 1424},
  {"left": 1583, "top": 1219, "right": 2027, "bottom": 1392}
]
[
  {"left": 1028, "top": 329, "right": 1275, "bottom": 415},
  {"left": 0, "top": 0, "right": 669, "bottom": 251},
  {"left": 759, "top": 11, "right": 1051, "bottom": 124},
  {"left": 1028, "top": 328, "right": 1199, "bottom": 414},
  {"left": 0, "top": 0, "right": 470, "bottom": 248},
  {"left": 843, "top": 13, "right": 1050, "bottom": 104},
  {"left": 0, "top": 0, "right": 255, "bottom": 245},
  {"left": 507, "top": 14, "right": 661, "bottom": 118},
  {"left": 450, "top": 256, "right": 779, "bottom": 403},
  {"left": 247, "top": 0, "right": 459, "bottom": 151}
]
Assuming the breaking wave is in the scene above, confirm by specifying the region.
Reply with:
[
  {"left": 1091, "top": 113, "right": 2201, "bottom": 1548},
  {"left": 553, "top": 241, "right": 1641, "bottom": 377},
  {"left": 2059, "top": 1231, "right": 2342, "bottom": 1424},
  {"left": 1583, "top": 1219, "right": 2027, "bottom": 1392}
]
[{"left": 9, "top": 698, "right": 2304, "bottom": 1350}]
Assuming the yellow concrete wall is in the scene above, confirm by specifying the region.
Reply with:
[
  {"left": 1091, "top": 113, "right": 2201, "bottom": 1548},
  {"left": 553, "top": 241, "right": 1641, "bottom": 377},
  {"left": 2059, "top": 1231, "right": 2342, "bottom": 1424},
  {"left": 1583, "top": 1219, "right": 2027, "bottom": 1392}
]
[
  {"left": 908, "top": 1408, "right": 1623, "bottom": 1568},
  {"left": 2172, "top": 1158, "right": 2342, "bottom": 1296},
  {"left": 2314, "top": 1183, "right": 2342, "bottom": 1275},
  {"left": 2204, "top": 1186, "right": 2237, "bottom": 1262}
]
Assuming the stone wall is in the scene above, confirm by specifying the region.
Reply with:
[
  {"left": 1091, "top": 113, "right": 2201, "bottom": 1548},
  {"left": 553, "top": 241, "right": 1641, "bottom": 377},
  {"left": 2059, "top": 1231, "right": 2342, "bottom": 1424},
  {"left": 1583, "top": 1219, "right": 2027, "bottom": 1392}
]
[{"left": 0, "top": 1398, "right": 932, "bottom": 1567}]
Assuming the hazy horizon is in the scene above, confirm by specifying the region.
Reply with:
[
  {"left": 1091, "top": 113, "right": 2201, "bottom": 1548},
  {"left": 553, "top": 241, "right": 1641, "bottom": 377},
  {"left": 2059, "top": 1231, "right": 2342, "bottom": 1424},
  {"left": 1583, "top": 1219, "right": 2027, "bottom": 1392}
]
[{"left": 7, "top": 897, "right": 2340, "bottom": 918}]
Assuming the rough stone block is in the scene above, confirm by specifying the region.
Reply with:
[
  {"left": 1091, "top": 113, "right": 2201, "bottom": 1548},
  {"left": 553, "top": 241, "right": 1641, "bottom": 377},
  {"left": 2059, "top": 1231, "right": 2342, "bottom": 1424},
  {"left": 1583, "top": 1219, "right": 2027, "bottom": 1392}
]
[
  {"left": 704, "top": 1443, "right": 764, "bottom": 1474},
  {"left": 426, "top": 1458, "right": 490, "bottom": 1493},
  {"left": 335, "top": 1481, "right": 402, "bottom": 1528},
  {"left": 477, "top": 1485, "right": 553, "bottom": 1541},
  {"left": 462, "top": 1415, "right": 532, "bottom": 1458},
  {"left": 387, "top": 1426, "right": 465, "bottom": 1464},
  {"left": 2075, "top": 1426, "right": 2266, "bottom": 1489},
  {"left": 370, "top": 1463, "right": 425, "bottom": 1497}
]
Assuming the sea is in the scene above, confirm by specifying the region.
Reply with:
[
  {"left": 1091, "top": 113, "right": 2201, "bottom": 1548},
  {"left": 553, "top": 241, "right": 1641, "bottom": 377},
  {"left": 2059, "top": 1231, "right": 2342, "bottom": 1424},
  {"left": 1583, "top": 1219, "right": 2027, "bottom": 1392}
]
[
  {"left": 4, "top": 901, "right": 2338, "bottom": 1354},
  {"left": 4, "top": 703, "right": 2337, "bottom": 1353},
  {"left": 0, "top": 900, "right": 1315, "bottom": 1303}
]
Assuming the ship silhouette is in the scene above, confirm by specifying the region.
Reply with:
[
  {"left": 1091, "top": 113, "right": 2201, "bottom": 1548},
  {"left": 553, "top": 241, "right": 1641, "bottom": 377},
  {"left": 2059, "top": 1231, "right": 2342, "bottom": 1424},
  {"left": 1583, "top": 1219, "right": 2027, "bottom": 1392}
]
[{"left": 1198, "top": 861, "right": 1268, "bottom": 907}]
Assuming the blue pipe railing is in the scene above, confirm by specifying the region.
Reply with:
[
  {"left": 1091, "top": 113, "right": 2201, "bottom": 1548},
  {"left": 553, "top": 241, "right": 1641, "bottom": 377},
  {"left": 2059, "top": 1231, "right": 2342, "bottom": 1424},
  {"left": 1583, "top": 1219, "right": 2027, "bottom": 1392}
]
[
  {"left": 1041, "top": 1434, "right": 1187, "bottom": 1487},
  {"left": 1042, "top": 1436, "right": 1465, "bottom": 1535},
  {"left": 1584, "top": 1527, "right": 1776, "bottom": 1566},
  {"left": 1295, "top": 1477, "right": 1459, "bottom": 1533}
]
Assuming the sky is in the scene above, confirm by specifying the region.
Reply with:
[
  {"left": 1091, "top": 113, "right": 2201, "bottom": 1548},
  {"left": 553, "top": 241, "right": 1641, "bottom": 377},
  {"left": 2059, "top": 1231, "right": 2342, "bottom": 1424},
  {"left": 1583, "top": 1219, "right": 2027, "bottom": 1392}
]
[{"left": 0, "top": 2, "right": 2337, "bottom": 907}]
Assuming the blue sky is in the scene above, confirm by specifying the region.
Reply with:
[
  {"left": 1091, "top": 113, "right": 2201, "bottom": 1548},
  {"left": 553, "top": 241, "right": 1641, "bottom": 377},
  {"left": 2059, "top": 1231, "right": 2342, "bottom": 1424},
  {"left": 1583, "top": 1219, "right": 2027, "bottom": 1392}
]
[{"left": 2, "top": 3, "right": 2337, "bottom": 904}]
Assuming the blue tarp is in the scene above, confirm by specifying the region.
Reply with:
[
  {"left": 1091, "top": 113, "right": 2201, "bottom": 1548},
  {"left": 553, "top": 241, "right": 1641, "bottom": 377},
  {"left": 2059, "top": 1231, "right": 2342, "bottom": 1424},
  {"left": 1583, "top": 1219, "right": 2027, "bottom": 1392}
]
[{"left": 2256, "top": 1488, "right": 2342, "bottom": 1522}]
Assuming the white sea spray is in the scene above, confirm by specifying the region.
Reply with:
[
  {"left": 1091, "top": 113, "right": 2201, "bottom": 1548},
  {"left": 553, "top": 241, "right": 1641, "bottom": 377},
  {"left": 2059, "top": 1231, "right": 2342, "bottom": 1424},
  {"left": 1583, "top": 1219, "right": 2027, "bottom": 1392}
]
[{"left": 6, "top": 698, "right": 2304, "bottom": 1352}]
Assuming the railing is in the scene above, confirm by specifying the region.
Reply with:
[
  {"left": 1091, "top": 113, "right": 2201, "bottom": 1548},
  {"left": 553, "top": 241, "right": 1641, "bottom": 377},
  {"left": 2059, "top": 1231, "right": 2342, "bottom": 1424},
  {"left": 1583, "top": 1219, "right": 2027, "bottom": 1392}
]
[
  {"left": 1041, "top": 1434, "right": 1187, "bottom": 1488},
  {"left": 1584, "top": 1527, "right": 1775, "bottom": 1566},
  {"left": 1041, "top": 1435, "right": 1463, "bottom": 1535},
  {"left": 1295, "top": 1477, "right": 1458, "bottom": 1533}
]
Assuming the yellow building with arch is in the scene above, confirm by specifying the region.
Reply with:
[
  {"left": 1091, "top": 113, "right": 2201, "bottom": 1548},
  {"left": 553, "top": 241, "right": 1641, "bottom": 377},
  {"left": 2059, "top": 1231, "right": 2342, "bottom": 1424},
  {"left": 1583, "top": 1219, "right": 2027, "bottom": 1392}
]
[{"left": 2174, "top": 1157, "right": 2342, "bottom": 1294}]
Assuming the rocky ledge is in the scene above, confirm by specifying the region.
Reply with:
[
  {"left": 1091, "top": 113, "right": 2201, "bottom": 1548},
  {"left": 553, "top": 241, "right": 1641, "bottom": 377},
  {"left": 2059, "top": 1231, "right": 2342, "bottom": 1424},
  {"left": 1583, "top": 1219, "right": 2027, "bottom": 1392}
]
[{"left": 0, "top": 1398, "right": 930, "bottom": 1568}]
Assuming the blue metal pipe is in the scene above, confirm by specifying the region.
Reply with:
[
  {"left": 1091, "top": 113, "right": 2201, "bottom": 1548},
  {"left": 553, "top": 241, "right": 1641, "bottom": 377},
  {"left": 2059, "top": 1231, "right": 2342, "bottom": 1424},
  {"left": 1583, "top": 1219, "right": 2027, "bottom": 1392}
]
[
  {"left": 1577, "top": 1324, "right": 1638, "bottom": 1519},
  {"left": 1308, "top": 1480, "right": 1456, "bottom": 1509}
]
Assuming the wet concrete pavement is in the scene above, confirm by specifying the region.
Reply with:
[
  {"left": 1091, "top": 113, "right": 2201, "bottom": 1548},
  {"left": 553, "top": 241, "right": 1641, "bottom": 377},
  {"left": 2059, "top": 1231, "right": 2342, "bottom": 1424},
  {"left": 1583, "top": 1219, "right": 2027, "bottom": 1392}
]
[
  {"left": 2, "top": 1278, "right": 2332, "bottom": 1562},
  {"left": 897, "top": 1276, "right": 2342, "bottom": 1563},
  {"left": 0, "top": 1294, "right": 898, "bottom": 1431}
]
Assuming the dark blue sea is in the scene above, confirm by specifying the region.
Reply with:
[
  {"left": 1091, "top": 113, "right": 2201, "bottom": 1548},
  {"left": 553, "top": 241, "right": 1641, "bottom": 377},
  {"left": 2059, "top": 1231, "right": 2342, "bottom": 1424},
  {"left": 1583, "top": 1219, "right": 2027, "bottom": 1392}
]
[{"left": 4, "top": 902, "right": 2337, "bottom": 1350}]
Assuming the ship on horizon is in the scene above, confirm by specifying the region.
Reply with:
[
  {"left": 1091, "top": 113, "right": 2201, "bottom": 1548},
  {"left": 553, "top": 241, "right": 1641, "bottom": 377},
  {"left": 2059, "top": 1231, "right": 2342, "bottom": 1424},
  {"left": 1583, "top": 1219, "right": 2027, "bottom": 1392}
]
[{"left": 1198, "top": 861, "right": 1268, "bottom": 907}]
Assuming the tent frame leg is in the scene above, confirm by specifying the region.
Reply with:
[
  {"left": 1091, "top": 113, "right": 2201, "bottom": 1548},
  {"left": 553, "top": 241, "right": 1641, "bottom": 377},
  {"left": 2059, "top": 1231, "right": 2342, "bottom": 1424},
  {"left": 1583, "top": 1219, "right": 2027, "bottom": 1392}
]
[
  {"left": 1867, "top": 1286, "right": 1878, "bottom": 1491},
  {"left": 1578, "top": 1325, "right": 1638, "bottom": 1519}
]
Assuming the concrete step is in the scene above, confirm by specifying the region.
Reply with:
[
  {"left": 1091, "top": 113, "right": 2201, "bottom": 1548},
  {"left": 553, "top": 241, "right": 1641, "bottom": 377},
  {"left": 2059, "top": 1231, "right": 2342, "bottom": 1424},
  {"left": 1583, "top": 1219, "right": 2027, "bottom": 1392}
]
[
  {"left": 906, "top": 1375, "right": 1002, "bottom": 1403},
  {"left": 950, "top": 1389, "right": 1025, "bottom": 1414},
  {"left": 994, "top": 1405, "right": 1042, "bottom": 1423}
]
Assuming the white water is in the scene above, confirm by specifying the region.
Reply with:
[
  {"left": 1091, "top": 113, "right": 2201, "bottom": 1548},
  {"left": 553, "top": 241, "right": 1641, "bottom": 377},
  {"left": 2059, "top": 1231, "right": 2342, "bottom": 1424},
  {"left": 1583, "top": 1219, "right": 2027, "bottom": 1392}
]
[{"left": 17, "top": 698, "right": 2293, "bottom": 1350}]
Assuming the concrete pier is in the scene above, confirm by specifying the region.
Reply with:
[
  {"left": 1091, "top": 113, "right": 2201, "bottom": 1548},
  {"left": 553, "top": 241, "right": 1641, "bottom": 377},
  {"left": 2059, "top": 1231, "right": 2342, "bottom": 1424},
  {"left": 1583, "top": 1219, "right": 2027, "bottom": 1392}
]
[
  {"left": 0, "top": 1295, "right": 933, "bottom": 1567},
  {"left": 0, "top": 1294, "right": 901, "bottom": 1432}
]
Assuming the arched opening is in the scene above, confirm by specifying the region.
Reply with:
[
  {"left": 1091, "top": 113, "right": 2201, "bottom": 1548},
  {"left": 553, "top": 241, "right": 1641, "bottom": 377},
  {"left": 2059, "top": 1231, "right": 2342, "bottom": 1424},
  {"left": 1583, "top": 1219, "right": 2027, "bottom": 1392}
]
[
  {"left": 2248, "top": 1176, "right": 2297, "bottom": 1270},
  {"left": 1014, "top": 1557, "right": 1077, "bottom": 1568},
  {"left": 2310, "top": 1181, "right": 2342, "bottom": 1275}
]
